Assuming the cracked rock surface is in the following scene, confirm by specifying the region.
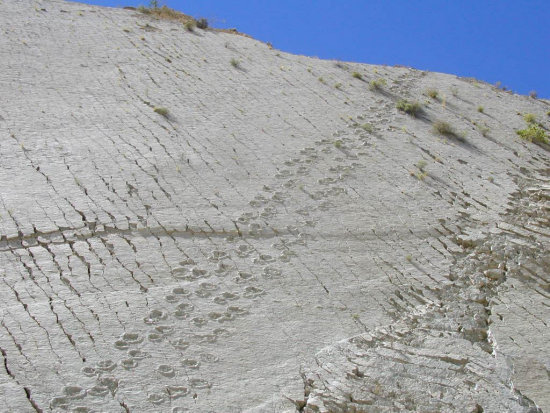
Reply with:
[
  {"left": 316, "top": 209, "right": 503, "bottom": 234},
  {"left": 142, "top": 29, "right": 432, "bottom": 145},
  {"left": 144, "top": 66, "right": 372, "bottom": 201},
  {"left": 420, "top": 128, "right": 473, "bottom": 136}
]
[{"left": 0, "top": 1, "right": 548, "bottom": 412}]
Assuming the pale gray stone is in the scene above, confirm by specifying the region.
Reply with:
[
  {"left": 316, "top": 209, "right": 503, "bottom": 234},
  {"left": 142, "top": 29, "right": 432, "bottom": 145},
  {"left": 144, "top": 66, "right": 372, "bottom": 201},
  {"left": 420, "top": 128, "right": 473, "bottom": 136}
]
[{"left": 0, "top": 1, "right": 548, "bottom": 412}]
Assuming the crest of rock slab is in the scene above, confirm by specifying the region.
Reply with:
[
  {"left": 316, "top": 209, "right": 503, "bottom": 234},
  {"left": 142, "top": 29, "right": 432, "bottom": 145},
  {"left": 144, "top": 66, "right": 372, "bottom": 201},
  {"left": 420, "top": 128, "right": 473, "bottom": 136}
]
[{"left": 0, "top": 1, "right": 548, "bottom": 412}]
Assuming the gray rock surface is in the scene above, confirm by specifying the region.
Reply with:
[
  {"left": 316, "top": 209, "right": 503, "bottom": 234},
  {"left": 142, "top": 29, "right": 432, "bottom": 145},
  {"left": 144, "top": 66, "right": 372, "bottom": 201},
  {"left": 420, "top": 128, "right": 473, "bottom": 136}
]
[{"left": 0, "top": 1, "right": 548, "bottom": 412}]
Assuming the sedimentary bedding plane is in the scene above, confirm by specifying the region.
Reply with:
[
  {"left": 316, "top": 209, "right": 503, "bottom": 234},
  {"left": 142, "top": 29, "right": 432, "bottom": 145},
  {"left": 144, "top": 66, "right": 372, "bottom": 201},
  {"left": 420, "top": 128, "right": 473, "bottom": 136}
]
[{"left": 0, "top": 1, "right": 548, "bottom": 412}]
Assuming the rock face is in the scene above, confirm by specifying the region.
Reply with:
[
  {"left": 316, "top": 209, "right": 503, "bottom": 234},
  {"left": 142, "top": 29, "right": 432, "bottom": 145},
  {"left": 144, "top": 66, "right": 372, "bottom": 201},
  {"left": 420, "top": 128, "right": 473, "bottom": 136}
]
[{"left": 0, "top": 1, "right": 549, "bottom": 412}]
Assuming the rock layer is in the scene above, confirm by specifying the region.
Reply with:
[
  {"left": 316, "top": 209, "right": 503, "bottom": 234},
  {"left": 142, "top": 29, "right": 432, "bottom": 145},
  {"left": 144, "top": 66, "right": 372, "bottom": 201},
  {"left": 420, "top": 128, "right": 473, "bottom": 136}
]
[{"left": 0, "top": 1, "right": 548, "bottom": 412}]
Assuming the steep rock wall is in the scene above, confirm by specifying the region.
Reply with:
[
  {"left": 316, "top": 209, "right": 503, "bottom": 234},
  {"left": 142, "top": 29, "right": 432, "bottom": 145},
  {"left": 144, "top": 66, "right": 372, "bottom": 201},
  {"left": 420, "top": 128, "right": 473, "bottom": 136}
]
[{"left": 0, "top": 1, "right": 548, "bottom": 412}]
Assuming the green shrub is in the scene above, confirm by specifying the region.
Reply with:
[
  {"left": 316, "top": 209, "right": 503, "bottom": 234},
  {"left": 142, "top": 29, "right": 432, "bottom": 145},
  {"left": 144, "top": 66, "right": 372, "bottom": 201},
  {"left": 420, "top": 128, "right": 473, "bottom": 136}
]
[
  {"left": 196, "top": 18, "right": 208, "bottom": 29},
  {"left": 426, "top": 89, "right": 439, "bottom": 99},
  {"left": 334, "top": 140, "right": 343, "bottom": 148},
  {"left": 416, "top": 160, "right": 427, "bottom": 171},
  {"left": 368, "top": 78, "right": 386, "bottom": 91},
  {"left": 230, "top": 58, "right": 240, "bottom": 68},
  {"left": 477, "top": 106, "right": 484, "bottom": 113},
  {"left": 516, "top": 124, "right": 549, "bottom": 144},
  {"left": 352, "top": 72, "right": 363, "bottom": 80},
  {"left": 153, "top": 107, "right": 169, "bottom": 116},
  {"left": 360, "top": 123, "right": 374, "bottom": 133},
  {"left": 396, "top": 100, "right": 422, "bottom": 117},
  {"left": 433, "top": 120, "right": 455, "bottom": 136}
]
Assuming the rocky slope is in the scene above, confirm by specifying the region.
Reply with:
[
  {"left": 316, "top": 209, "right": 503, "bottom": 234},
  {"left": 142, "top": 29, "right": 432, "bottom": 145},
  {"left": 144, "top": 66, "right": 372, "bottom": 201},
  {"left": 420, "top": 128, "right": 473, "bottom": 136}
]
[{"left": 0, "top": 1, "right": 548, "bottom": 412}]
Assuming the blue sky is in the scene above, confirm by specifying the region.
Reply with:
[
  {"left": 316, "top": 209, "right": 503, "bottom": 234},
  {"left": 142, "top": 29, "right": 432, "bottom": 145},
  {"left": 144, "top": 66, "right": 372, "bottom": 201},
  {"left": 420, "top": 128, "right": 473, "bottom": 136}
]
[{"left": 75, "top": 0, "right": 549, "bottom": 98}]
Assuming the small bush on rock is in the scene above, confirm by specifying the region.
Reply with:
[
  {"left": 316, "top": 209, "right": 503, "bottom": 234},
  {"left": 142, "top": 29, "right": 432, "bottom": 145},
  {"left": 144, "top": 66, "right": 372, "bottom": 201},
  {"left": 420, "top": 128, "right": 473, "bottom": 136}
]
[
  {"left": 517, "top": 124, "right": 549, "bottom": 144},
  {"left": 426, "top": 89, "right": 439, "bottom": 99},
  {"left": 153, "top": 107, "right": 169, "bottom": 117},
  {"left": 184, "top": 20, "right": 196, "bottom": 31},
  {"left": 396, "top": 100, "right": 422, "bottom": 117},
  {"left": 369, "top": 78, "right": 386, "bottom": 91},
  {"left": 196, "top": 18, "right": 208, "bottom": 29},
  {"left": 523, "top": 113, "right": 536, "bottom": 123},
  {"left": 230, "top": 58, "right": 240, "bottom": 68},
  {"left": 433, "top": 121, "right": 455, "bottom": 136}
]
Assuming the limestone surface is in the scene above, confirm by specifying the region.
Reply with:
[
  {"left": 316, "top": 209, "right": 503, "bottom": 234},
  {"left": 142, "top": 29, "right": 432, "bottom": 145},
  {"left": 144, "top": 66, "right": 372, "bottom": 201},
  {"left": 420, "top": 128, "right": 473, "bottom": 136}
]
[{"left": 0, "top": 1, "right": 548, "bottom": 412}]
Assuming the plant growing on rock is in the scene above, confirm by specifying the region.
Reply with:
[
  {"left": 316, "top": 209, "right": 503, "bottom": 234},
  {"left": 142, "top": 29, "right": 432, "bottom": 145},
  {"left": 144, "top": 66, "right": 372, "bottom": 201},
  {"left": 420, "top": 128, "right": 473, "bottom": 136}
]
[
  {"left": 196, "top": 18, "right": 208, "bottom": 29},
  {"left": 416, "top": 160, "right": 427, "bottom": 171},
  {"left": 517, "top": 111, "right": 548, "bottom": 144},
  {"left": 433, "top": 120, "right": 456, "bottom": 136},
  {"left": 153, "top": 107, "right": 169, "bottom": 117},
  {"left": 516, "top": 124, "right": 549, "bottom": 144},
  {"left": 426, "top": 88, "right": 439, "bottom": 99},
  {"left": 230, "top": 58, "right": 240, "bottom": 68},
  {"left": 415, "top": 170, "right": 428, "bottom": 180},
  {"left": 137, "top": 3, "right": 197, "bottom": 25},
  {"left": 352, "top": 72, "right": 363, "bottom": 80},
  {"left": 360, "top": 123, "right": 374, "bottom": 133},
  {"left": 396, "top": 100, "right": 422, "bottom": 117},
  {"left": 369, "top": 78, "right": 386, "bottom": 91},
  {"left": 409, "top": 160, "right": 428, "bottom": 180},
  {"left": 184, "top": 20, "right": 196, "bottom": 31},
  {"left": 476, "top": 123, "right": 490, "bottom": 137},
  {"left": 523, "top": 113, "right": 536, "bottom": 123}
]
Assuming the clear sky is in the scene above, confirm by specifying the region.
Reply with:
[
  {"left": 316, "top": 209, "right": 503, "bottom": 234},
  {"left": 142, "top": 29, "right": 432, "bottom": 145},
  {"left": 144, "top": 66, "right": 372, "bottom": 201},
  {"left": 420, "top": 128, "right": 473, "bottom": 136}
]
[{"left": 74, "top": 0, "right": 550, "bottom": 98}]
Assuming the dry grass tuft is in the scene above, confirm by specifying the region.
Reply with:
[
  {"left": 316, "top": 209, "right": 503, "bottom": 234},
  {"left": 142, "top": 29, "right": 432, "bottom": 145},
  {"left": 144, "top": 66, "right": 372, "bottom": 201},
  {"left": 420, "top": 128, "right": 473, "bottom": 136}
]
[
  {"left": 368, "top": 78, "right": 386, "bottom": 91},
  {"left": 184, "top": 20, "right": 196, "bottom": 31},
  {"left": 138, "top": 5, "right": 195, "bottom": 25},
  {"left": 426, "top": 88, "right": 439, "bottom": 99},
  {"left": 433, "top": 120, "right": 456, "bottom": 136},
  {"left": 523, "top": 113, "right": 536, "bottom": 123}
]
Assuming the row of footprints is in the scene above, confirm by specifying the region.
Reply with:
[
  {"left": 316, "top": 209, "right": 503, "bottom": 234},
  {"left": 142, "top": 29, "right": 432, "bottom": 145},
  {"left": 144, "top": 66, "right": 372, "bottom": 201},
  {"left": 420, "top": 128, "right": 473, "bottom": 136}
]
[{"left": 48, "top": 113, "right": 387, "bottom": 411}]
